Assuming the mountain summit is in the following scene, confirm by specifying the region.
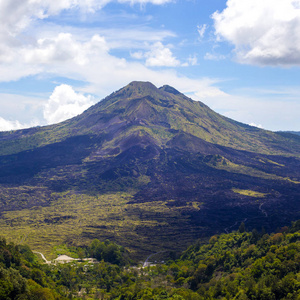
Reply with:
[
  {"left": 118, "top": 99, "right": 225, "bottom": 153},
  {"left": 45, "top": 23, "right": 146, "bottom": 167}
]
[
  {"left": 64, "top": 81, "right": 300, "bottom": 155},
  {"left": 0, "top": 81, "right": 299, "bottom": 258},
  {"left": 1, "top": 81, "right": 299, "bottom": 156}
]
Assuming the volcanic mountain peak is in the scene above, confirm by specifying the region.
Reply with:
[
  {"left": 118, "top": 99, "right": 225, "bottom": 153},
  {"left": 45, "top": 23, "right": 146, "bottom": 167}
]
[
  {"left": 116, "top": 81, "right": 182, "bottom": 101},
  {"left": 88, "top": 81, "right": 196, "bottom": 114},
  {"left": 103, "top": 81, "right": 170, "bottom": 106},
  {"left": 115, "top": 81, "right": 180, "bottom": 98},
  {"left": 119, "top": 80, "right": 158, "bottom": 95},
  {"left": 70, "top": 81, "right": 299, "bottom": 156},
  {"left": 0, "top": 81, "right": 300, "bottom": 258},
  {"left": 1, "top": 81, "right": 300, "bottom": 158}
]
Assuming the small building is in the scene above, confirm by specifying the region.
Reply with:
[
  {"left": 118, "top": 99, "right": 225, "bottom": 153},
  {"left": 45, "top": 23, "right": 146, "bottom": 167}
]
[{"left": 55, "top": 255, "right": 78, "bottom": 264}]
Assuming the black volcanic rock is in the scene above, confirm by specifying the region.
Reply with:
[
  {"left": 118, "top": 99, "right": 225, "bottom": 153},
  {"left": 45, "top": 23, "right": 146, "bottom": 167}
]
[{"left": 0, "top": 81, "right": 299, "bottom": 256}]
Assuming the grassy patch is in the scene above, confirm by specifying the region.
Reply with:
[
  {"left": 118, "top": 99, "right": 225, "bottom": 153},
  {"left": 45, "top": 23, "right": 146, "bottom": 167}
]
[
  {"left": 0, "top": 191, "right": 203, "bottom": 261},
  {"left": 232, "top": 188, "right": 268, "bottom": 198},
  {"left": 205, "top": 155, "right": 298, "bottom": 182}
]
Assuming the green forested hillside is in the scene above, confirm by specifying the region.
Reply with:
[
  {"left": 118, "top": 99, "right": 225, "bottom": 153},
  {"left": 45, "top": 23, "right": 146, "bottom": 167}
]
[
  {"left": 2, "top": 222, "right": 300, "bottom": 299},
  {"left": 0, "top": 238, "right": 64, "bottom": 299}
]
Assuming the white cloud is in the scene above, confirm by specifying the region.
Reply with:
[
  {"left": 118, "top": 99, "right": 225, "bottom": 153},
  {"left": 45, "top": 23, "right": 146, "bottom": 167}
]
[
  {"left": 0, "top": 0, "right": 175, "bottom": 82},
  {"left": 197, "top": 24, "right": 207, "bottom": 39},
  {"left": 188, "top": 54, "right": 198, "bottom": 66},
  {"left": 0, "top": 0, "right": 171, "bottom": 36},
  {"left": 43, "top": 84, "right": 95, "bottom": 124},
  {"left": 0, "top": 118, "right": 25, "bottom": 132},
  {"left": 24, "top": 33, "right": 108, "bottom": 65},
  {"left": 0, "top": 25, "right": 222, "bottom": 108},
  {"left": 249, "top": 123, "right": 263, "bottom": 129},
  {"left": 131, "top": 51, "right": 144, "bottom": 59},
  {"left": 0, "top": 117, "right": 39, "bottom": 132},
  {"left": 0, "top": 0, "right": 231, "bottom": 130},
  {"left": 0, "top": 0, "right": 168, "bottom": 37},
  {"left": 0, "top": 32, "right": 109, "bottom": 82},
  {"left": 131, "top": 42, "right": 180, "bottom": 67},
  {"left": 118, "top": 0, "right": 172, "bottom": 4},
  {"left": 181, "top": 54, "right": 198, "bottom": 67},
  {"left": 192, "top": 84, "right": 227, "bottom": 99},
  {"left": 0, "top": 93, "right": 45, "bottom": 129},
  {"left": 212, "top": 0, "right": 300, "bottom": 66},
  {"left": 0, "top": 0, "right": 106, "bottom": 65},
  {"left": 204, "top": 52, "right": 226, "bottom": 61},
  {"left": 0, "top": 1, "right": 90, "bottom": 38},
  {"left": 144, "top": 42, "right": 180, "bottom": 67},
  {"left": 0, "top": 0, "right": 172, "bottom": 61}
]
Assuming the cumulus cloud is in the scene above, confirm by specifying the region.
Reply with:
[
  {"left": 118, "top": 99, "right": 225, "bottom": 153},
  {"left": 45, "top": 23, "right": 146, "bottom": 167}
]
[
  {"left": 0, "top": 0, "right": 175, "bottom": 81},
  {"left": 24, "top": 33, "right": 108, "bottom": 65},
  {"left": 44, "top": 84, "right": 95, "bottom": 124},
  {"left": 0, "top": 0, "right": 171, "bottom": 60},
  {"left": 0, "top": 117, "right": 39, "bottom": 132},
  {"left": 212, "top": 0, "right": 300, "bottom": 66},
  {"left": 0, "top": 32, "right": 109, "bottom": 82},
  {"left": 132, "top": 43, "right": 195, "bottom": 68},
  {"left": 0, "top": 0, "right": 230, "bottom": 130},
  {"left": 133, "top": 42, "right": 180, "bottom": 67},
  {"left": 0, "top": 0, "right": 101, "bottom": 63}
]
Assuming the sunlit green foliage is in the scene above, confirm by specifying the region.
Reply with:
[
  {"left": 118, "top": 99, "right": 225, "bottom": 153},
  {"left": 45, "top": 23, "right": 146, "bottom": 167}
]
[
  {"left": 89, "top": 239, "right": 130, "bottom": 265},
  {"left": 2, "top": 222, "right": 300, "bottom": 299},
  {"left": 0, "top": 237, "right": 64, "bottom": 299}
]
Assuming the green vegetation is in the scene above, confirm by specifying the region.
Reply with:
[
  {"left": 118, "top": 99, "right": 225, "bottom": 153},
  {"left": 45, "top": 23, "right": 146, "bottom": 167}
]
[
  {"left": 0, "top": 81, "right": 299, "bottom": 273},
  {"left": 0, "top": 237, "right": 64, "bottom": 299},
  {"left": 232, "top": 189, "right": 268, "bottom": 198},
  {"left": 0, "top": 192, "right": 200, "bottom": 260},
  {"left": 2, "top": 221, "right": 300, "bottom": 299},
  {"left": 204, "top": 154, "right": 299, "bottom": 183},
  {"left": 89, "top": 239, "right": 130, "bottom": 265}
]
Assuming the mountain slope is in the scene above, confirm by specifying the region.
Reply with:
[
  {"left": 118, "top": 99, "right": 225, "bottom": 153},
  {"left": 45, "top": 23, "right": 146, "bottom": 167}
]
[
  {"left": 0, "top": 81, "right": 299, "bottom": 259},
  {"left": 278, "top": 131, "right": 300, "bottom": 138},
  {"left": 1, "top": 81, "right": 300, "bottom": 156}
]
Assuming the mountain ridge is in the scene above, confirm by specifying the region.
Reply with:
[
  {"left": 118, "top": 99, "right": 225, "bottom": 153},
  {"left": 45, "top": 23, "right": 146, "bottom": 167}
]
[
  {"left": 1, "top": 81, "right": 300, "bottom": 157},
  {"left": 72, "top": 81, "right": 300, "bottom": 155},
  {"left": 0, "top": 81, "right": 299, "bottom": 259},
  {"left": 0, "top": 81, "right": 299, "bottom": 159}
]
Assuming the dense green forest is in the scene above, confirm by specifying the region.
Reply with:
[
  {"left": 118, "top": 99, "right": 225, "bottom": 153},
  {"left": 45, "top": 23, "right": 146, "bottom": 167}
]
[{"left": 2, "top": 221, "right": 300, "bottom": 299}]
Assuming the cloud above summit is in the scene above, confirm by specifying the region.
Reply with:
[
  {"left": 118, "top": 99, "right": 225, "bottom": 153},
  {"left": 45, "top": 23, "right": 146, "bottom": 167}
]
[{"left": 213, "top": 0, "right": 300, "bottom": 66}]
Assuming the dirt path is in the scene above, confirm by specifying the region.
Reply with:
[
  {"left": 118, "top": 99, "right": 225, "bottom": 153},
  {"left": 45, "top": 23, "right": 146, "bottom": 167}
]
[
  {"left": 259, "top": 203, "right": 268, "bottom": 217},
  {"left": 33, "top": 251, "right": 51, "bottom": 264},
  {"left": 143, "top": 251, "right": 166, "bottom": 267}
]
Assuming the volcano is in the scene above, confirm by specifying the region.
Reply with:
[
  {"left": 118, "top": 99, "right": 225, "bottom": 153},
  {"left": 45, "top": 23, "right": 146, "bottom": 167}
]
[{"left": 0, "top": 81, "right": 299, "bottom": 258}]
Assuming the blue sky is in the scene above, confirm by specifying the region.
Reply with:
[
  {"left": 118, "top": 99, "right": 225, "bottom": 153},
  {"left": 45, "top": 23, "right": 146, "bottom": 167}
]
[{"left": 0, "top": 0, "right": 300, "bottom": 131}]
